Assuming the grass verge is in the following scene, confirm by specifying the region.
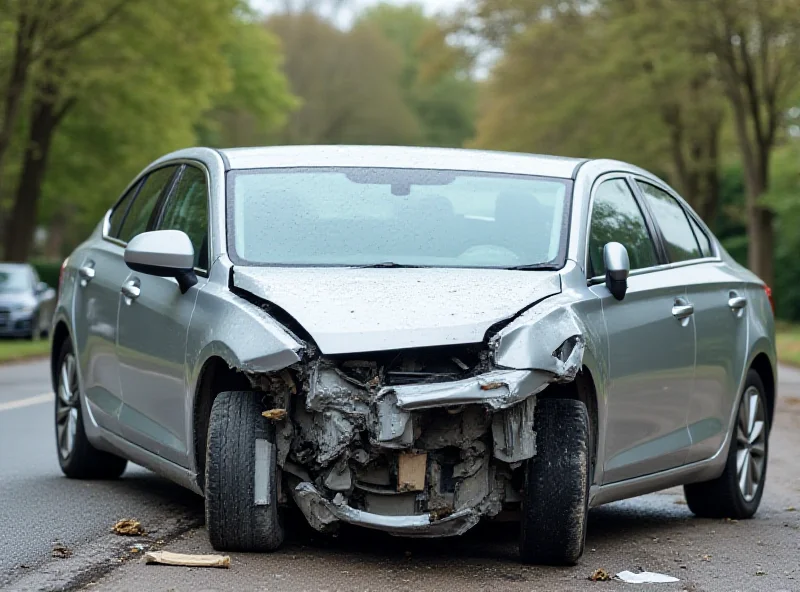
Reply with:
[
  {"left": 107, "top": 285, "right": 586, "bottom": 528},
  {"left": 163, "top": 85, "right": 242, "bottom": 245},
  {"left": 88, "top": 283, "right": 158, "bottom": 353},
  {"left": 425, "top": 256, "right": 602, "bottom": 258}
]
[
  {"left": 0, "top": 337, "right": 51, "bottom": 363},
  {"left": 776, "top": 322, "right": 800, "bottom": 367}
]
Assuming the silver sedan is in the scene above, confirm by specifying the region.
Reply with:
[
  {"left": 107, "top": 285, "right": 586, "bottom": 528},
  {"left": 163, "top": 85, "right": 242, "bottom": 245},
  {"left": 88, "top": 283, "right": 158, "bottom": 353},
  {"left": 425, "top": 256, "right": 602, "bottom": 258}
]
[{"left": 51, "top": 146, "right": 776, "bottom": 565}]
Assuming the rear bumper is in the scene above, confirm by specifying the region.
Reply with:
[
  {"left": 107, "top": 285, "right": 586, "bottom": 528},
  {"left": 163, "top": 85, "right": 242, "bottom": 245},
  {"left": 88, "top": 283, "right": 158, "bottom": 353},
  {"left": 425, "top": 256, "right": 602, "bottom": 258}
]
[{"left": 292, "top": 482, "right": 480, "bottom": 538}]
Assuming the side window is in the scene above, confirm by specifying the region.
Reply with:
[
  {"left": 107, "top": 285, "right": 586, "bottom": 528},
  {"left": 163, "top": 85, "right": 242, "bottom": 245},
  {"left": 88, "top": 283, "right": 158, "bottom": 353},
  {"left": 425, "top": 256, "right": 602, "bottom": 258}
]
[
  {"left": 636, "top": 182, "right": 701, "bottom": 262},
  {"left": 108, "top": 180, "right": 142, "bottom": 238},
  {"left": 118, "top": 166, "right": 178, "bottom": 244},
  {"left": 589, "top": 179, "right": 658, "bottom": 276},
  {"left": 688, "top": 215, "right": 713, "bottom": 258},
  {"left": 156, "top": 166, "right": 209, "bottom": 270}
]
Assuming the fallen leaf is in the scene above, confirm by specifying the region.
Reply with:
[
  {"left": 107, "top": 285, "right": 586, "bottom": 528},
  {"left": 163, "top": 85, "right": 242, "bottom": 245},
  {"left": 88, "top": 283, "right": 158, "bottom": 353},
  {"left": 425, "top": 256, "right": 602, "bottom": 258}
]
[
  {"left": 701, "top": 554, "right": 712, "bottom": 562},
  {"left": 112, "top": 519, "right": 145, "bottom": 536},
  {"left": 674, "top": 499, "right": 687, "bottom": 505},
  {"left": 589, "top": 568, "right": 611, "bottom": 581},
  {"left": 756, "top": 570, "right": 767, "bottom": 576},
  {"left": 786, "top": 507, "right": 797, "bottom": 512},
  {"left": 52, "top": 544, "right": 72, "bottom": 559}
]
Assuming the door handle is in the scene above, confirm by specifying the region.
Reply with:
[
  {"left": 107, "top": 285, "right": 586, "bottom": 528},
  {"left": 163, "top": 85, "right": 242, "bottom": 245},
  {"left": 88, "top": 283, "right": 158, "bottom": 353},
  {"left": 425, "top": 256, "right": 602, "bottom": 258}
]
[
  {"left": 78, "top": 263, "right": 95, "bottom": 286},
  {"left": 728, "top": 295, "right": 747, "bottom": 311},
  {"left": 121, "top": 280, "right": 141, "bottom": 301},
  {"left": 672, "top": 303, "right": 694, "bottom": 320}
]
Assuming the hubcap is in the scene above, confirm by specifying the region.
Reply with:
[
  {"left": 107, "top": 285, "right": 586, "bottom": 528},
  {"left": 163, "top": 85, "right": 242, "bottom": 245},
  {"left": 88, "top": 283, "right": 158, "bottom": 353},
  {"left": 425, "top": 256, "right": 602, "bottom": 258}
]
[
  {"left": 736, "top": 386, "right": 767, "bottom": 502},
  {"left": 56, "top": 353, "right": 79, "bottom": 460}
]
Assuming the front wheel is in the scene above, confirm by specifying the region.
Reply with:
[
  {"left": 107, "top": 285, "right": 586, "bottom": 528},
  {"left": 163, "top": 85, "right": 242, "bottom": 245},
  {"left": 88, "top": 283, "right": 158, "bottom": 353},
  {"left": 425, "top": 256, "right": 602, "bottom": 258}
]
[
  {"left": 684, "top": 369, "right": 769, "bottom": 519},
  {"left": 205, "top": 391, "right": 284, "bottom": 552},
  {"left": 55, "top": 339, "right": 128, "bottom": 479},
  {"left": 520, "top": 398, "right": 590, "bottom": 565}
]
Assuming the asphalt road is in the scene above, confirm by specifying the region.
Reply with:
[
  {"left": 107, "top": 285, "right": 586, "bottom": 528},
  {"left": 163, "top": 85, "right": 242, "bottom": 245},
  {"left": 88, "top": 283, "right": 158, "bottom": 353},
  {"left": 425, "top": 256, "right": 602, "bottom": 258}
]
[
  {"left": 1, "top": 358, "right": 799, "bottom": 592},
  {"left": 0, "top": 358, "right": 202, "bottom": 592}
]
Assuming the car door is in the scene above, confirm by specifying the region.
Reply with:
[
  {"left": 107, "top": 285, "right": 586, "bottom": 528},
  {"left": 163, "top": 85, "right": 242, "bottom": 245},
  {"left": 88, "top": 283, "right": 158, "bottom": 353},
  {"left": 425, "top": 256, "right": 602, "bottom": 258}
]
[
  {"left": 117, "top": 164, "right": 209, "bottom": 467},
  {"left": 71, "top": 178, "right": 150, "bottom": 434},
  {"left": 636, "top": 181, "right": 749, "bottom": 463},
  {"left": 587, "top": 177, "right": 694, "bottom": 484}
]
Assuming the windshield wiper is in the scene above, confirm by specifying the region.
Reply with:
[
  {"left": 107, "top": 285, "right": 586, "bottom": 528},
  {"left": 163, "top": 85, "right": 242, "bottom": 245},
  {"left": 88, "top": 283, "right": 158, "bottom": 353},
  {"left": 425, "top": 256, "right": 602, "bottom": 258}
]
[
  {"left": 506, "top": 263, "right": 560, "bottom": 271},
  {"left": 353, "top": 262, "right": 423, "bottom": 269}
]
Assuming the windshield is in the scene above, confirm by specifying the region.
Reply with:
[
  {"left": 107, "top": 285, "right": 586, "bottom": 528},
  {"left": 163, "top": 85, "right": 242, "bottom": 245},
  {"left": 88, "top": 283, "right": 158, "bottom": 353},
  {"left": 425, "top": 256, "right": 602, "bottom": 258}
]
[
  {"left": 228, "top": 167, "right": 571, "bottom": 269},
  {"left": 0, "top": 267, "right": 31, "bottom": 294}
]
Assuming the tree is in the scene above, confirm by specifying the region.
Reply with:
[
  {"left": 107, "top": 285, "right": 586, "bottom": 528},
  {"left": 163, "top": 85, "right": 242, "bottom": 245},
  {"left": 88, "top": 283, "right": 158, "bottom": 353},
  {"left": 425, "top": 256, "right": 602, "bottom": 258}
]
[
  {"left": 265, "top": 11, "right": 419, "bottom": 145},
  {"left": 469, "top": 0, "right": 725, "bottom": 225},
  {"left": 0, "top": 1, "right": 129, "bottom": 206},
  {"left": 356, "top": 3, "right": 476, "bottom": 148},
  {"left": 1, "top": 0, "right": 295, "bottom": 260},
  {"left": 670, "top": 0, "right": 800, "bottom": 286}
]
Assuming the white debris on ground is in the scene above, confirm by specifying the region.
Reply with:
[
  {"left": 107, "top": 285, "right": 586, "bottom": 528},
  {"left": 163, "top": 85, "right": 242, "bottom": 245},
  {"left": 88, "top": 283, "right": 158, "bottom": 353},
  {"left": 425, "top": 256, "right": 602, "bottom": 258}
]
[{"left": 615, "top": 570, "right": 679, "bottom": 583}]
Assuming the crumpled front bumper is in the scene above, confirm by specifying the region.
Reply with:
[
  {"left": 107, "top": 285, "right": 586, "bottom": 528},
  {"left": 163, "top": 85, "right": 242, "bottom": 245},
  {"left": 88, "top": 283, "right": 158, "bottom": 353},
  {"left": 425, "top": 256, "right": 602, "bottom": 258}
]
[{"left": 292, "top": 482, "right": 481, "bottom": 537}]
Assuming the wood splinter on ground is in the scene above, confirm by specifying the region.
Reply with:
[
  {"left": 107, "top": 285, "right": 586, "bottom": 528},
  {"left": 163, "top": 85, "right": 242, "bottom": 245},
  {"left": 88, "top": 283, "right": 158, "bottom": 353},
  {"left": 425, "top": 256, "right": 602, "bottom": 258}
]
[
  {"left": 143, "top": 550, "right": 231, "bottom": 568},
  {"left": 262, "top": 408, "right": 287, "bottom": 421}
]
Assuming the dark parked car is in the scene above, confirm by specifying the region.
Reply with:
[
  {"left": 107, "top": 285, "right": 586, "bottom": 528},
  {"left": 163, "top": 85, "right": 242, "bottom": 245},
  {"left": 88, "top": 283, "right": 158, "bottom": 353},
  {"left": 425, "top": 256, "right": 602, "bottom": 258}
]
[{"left": 0, "top": 263, "right": 56, "bottom": 339}]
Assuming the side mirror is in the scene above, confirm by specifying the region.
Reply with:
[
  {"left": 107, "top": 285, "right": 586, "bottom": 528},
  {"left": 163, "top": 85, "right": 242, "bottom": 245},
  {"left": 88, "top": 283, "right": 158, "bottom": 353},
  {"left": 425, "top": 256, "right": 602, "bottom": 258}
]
[
  {"left": 124, "top": 230, "right": 197, "bottom": 294},
  {"left": 603, "top": 242, "right": 630, "bottom": 301},
  {"left": 35, "top": 281, "right": 49, "bottom": 295}
]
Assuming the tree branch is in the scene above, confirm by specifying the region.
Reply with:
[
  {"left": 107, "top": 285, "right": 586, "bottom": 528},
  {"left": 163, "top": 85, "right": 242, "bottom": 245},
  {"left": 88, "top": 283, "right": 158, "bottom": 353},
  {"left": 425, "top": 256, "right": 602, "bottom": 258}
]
[{"left": 45, "top": 0, "right": 129, "bottom": 54}]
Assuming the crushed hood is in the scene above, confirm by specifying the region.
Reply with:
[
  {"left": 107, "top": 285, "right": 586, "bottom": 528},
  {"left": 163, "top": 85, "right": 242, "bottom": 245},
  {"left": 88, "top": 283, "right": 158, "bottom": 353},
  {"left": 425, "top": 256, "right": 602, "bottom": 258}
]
[{"left": 232, "top": 267, "right": 561, "bottom": 354}]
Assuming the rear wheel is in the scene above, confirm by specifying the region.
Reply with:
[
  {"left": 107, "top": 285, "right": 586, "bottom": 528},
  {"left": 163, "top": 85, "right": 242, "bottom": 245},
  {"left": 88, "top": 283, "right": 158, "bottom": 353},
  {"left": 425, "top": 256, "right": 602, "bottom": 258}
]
[
  {"left": 520, "top": 398, "right": 590, "bottom": 565},
  {"left": 684, "top": 369, "right": 769, "bottom": 519},
  {"left": 205, "top": 391, "right": 284, "bottom": 552},
  {"left": 55, "top": 339, "right": 128, "bottom": 479}
]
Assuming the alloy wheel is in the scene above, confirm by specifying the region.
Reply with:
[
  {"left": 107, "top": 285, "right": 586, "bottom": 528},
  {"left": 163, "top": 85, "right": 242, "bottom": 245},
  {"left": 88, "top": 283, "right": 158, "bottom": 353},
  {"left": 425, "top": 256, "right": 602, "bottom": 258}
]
[
  {"left": 735, "top": 386, "right": 767, "bottom": 502},
  {"left": 56, "top": 353, "right": 80, "bottom": 460}
]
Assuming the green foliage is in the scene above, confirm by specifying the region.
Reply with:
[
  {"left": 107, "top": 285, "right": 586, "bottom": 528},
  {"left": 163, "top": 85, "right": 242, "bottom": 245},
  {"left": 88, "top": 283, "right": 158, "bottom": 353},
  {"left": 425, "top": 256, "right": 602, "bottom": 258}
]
[
  {"left": 264, "top": 12, "right": 420, "bottom": 146},
  {"left": 0, "top": 0, "right": 296, "bottom": 256},
  {"left": 30, "top": 259, "right": 61, "bottom": 288},
  {"left": 356, "top": 3, "right": 476, "bottom": 148}
]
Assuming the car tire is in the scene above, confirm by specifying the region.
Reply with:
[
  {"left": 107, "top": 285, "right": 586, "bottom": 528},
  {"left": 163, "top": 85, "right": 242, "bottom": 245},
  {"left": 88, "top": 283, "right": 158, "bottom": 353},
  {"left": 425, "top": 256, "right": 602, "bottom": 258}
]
[
  {"left": 684, "top": 369, "right": 769, "bottom": 519},
  {"left": 520, "top": 398, "right": 591, "bottom": 565},
  {"left": 206, "top": 391, "right": 284, "bottom": 552},
  {"left": 55, "top": 339, "right": 128, "bottom": 479}
]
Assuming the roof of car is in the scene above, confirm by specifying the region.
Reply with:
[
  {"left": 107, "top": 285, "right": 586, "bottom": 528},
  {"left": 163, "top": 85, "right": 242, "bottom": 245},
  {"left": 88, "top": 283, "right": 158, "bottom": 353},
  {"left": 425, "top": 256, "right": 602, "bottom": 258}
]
[
  {"left": 0, "top": 263, "right": 29, "bottom": 271},
  {"left": 217, "top": 145, "right": 587, "bottom": 179}
]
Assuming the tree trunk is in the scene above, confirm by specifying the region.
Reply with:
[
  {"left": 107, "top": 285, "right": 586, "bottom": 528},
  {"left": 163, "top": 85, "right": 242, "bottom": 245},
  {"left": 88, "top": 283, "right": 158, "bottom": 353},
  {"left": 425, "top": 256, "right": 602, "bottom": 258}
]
[
  {"left": 748, "top": 205, "right": 774, "bottom": 286},
  {"left": 2, "top": 90, "right": 65, "bottom": 262},
  {"left": 0, "top": 9, "right": 37, "bottom": 197}
]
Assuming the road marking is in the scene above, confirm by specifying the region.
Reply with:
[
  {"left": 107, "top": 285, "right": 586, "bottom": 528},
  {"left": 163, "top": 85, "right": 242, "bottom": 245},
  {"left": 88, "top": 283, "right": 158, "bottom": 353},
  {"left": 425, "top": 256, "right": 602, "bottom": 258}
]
[{"left": 0, "top": 392, "right": 54, "bottom": 412}]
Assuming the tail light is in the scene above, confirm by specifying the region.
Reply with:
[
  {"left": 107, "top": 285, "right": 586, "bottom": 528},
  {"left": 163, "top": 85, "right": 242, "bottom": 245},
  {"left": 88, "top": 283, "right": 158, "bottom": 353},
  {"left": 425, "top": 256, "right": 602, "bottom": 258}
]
[
  {"left": 58, "top": 257, "right": 69, "bottom": 297},
  {"left": 764, "top": 285, "right": 775, "bottom": 314}
]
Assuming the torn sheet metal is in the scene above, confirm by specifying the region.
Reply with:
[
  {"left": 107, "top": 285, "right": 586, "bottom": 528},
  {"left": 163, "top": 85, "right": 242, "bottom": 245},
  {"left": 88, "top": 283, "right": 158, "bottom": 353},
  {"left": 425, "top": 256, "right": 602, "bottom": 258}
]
[
  {"left": 372, "top": 392, "right": 414, "bottom": 448},
  {"left": 492, "top": 304, "right": 585, "bottom": 378},
  {"left": 492, "top": 395, "right": 537, "bottom": 463},
  {"left": 291, "top": 482, "right": 480, "bottom": 537},
  {"left": 379, "top": 369, "right": 551, "bottom": 411}
]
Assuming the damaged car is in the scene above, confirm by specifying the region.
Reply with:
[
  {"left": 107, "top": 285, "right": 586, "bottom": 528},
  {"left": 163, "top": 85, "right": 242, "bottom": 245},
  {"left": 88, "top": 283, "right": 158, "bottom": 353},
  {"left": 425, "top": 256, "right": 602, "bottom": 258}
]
[{"left": 51, "top": 146, "right": 776, "bottom": 565}]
